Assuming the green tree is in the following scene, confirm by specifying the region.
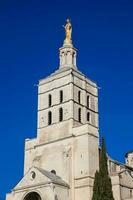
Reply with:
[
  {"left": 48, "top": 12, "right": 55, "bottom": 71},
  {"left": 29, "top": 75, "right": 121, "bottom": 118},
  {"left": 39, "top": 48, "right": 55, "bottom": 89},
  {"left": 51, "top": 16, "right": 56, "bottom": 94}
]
[
  {"left": 92, "top": 170, "right": 100, "bottom": 200},
  {"left": 92, "top": 137, "right": 114, "bottom": 200}
]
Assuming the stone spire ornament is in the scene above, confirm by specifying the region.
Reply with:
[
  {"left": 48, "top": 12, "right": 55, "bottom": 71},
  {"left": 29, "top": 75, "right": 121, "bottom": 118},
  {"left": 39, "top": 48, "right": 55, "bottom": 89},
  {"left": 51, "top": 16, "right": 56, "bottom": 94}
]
[{"left": 59, "top": 19, "right": 77, "bottom": 69}]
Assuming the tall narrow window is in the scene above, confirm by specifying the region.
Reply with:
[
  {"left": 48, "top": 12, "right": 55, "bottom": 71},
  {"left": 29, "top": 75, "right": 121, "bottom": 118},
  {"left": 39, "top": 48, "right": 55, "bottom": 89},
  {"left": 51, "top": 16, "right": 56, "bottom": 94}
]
[
  {"left": 48, "top": 94, "right": 52, "bottom": 107},
  {"left": 130, "top": 190, "right": 132, "bottom": 198},
  {"left": 48, "top": 111, "right": 52, "bottom": 125},
  {"left": 59, "top": 107, "right": 63, "bottom": 122},
  {"left": 87, "top": 95, "right": 90, "bottom": 108},
  {"left": 87, "top": 112, "right": 90, "bottom": 122},
  {"left": 78, "top": 108, "right": 81, "bottom": 122},
  {"left": 78, "top": 91, "right": 81, "bottom": 104},
  {"left": 60, "top": 90, "right": 63, "bottom": 103}
]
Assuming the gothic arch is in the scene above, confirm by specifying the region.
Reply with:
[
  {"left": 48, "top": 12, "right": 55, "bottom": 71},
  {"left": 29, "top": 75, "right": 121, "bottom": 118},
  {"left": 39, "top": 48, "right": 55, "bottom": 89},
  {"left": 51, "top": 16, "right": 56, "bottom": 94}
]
[{"left": 23, "top": 192, "right": 42, "bottom": 200}]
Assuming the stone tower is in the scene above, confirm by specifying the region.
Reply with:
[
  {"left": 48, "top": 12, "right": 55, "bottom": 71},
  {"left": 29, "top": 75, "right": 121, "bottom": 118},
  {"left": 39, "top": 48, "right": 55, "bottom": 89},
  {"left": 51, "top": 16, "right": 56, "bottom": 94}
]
[
  {"left": 6, "top": 20, "right": 99, "bottom": 200},
  {"left": 125, "top": 151, "right": 133, "bottom": 168}
]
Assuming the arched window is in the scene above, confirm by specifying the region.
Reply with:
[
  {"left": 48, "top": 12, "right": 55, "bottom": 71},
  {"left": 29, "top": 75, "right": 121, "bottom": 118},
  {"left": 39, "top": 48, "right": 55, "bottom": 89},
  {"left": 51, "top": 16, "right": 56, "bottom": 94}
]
[
  {"left": 78, "top": 108, "right": 81, "bottom": 122},
  {"left": 87, "top": 112, "right": 90, "bottom": 122},
  {"left": 24, "top": 192, "right": 41, "bottom": 200},
  {"left": 59, "top": 107, "right": 63, "bottom": 122},
  {"left": 60, "top": 90, "right": 63, "bottom": 103},
  {"left": 48, "top": 111, "right": 52, "bottom": 125},
  {"left": 87, "top": 95, "right": 90, "bottom": 108},
  {"left": 78, "top": 91, "right": 81, "bottom": 104},
  {"left": 51, "top": 169, "right": 56, "bottom": 175},
  {"left": 48, "top": 94, "right": 52, "bottom": 107}
]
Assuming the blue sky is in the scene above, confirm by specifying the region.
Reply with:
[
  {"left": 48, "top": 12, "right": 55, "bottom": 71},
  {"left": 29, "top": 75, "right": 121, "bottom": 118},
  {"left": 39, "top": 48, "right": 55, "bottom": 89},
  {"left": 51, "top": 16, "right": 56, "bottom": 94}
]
[{"left": 0, "top": 0, "right": 133, "bottom": 199}]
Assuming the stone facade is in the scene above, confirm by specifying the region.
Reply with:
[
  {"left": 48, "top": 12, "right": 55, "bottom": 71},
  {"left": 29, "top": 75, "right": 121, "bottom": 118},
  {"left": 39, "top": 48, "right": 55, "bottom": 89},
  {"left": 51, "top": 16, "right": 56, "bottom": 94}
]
[{"left": 6, "top": 24, "right": 133, "bottom": 200}]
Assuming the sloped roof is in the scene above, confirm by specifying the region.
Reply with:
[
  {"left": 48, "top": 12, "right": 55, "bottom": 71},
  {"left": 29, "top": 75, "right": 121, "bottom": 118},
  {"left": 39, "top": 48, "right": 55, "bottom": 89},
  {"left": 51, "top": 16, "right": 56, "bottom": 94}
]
[
  {"left": 34, "top": 167, "right": 69, "bottom": 187},
  {"left": 39, "top": 67, "right": 97, "bottom": 88},
  {"left": 99, "top": 146, "right": 133, "bottom": 172},
  {"left": 13, "top": 166, "right": 69, "bottom": 191}
]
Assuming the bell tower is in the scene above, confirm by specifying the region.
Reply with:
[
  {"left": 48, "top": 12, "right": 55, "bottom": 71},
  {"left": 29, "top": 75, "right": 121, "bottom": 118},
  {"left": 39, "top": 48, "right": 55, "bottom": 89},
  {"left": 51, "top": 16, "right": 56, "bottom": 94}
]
[
  {"left": 6, "top": 20, "right": 99, "bottom": 200},
  {"left": 37, "top": 19, "right": 98, "bottom": 143}
]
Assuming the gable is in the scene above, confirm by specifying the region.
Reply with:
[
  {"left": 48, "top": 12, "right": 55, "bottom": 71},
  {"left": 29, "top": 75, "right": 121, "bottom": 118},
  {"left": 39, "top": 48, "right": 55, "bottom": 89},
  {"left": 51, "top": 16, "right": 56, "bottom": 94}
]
[
  {"left": 13, "top": 167, "right": 69, "bottom": 191},
  {"left": 14, "top": 167, "right": 54, "bottom": 191}
]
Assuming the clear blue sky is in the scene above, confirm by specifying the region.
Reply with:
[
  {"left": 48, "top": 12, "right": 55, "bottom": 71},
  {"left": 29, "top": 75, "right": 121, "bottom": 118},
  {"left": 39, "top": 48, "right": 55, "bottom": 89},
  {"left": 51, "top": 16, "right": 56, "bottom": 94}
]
[{"left": 0, "top": 0, "right": 133, "bottom": 199}]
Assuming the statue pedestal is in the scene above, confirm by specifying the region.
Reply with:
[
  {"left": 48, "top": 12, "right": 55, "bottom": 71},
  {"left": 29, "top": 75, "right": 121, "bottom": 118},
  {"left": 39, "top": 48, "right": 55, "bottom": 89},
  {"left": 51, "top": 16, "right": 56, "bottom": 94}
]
[{"left": 59, "top": 43, "right": 77, "bottom": 69}]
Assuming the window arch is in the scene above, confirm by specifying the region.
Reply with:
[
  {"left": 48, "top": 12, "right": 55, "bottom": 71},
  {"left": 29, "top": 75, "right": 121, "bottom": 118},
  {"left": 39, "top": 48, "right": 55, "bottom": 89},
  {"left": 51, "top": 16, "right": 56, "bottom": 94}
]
[
  {"left": 78, "top": 91, "right": 81, "bottom": 104},
  {"left": 48, "top": 94, "right": 52, "bottom": 107},
  {"left": 60, "top": 90, "right": 63, "bottom": 103},
  {"left": 78, "top": 108, "right": 81, "bottom": 122},
  {"left": 87, "top": 112, "right": 90, "bottom": 122},
  {"left": 59, "top": 107, "right": 63, "bottom": 122},
  {"left": 24, "top": 192, "right": 41, "bottom": 200},
  {"left": 48, "top": 111, "right": 52, "bottom": 125},
  {"left": 51, "top": 169, "right": 56, "bottom": 175},
  {"left": 87, "top": 95, "right": 90, "bottom": 108}
]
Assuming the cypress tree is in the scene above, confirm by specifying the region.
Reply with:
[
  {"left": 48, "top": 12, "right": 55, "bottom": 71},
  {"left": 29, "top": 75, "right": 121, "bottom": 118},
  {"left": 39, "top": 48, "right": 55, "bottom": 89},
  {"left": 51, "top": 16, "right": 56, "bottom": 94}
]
[
  {"left": 92, "top": 137, "right": 114, "bottom": 200},
  {"left": 92, "top": 171, "right": 100, "bottom": 200}
]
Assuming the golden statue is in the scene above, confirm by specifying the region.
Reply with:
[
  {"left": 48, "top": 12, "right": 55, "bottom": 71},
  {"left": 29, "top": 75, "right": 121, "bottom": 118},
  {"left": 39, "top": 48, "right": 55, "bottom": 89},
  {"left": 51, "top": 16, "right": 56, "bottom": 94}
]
[{"left": 63, "top": 19, "right": 72, "bottom": 44}]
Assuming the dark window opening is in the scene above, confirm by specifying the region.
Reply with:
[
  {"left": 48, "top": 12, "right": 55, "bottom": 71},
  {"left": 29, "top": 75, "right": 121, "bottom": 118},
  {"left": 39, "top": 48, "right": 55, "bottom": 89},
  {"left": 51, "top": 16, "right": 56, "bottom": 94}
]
[
  {"left": 60, "top": 90, "right": 63, "bottom": 103},
  {"left": 48, "top": 94, "right": 52, "bottom": 107},
  {"left": 51, "top": 170, "right": 56, "bottom": 175},
  {"left": 87, "top": 112, "right": 90, "bottom": 122},
  {"left": 87, "top": 96, "right": 90, "bottom": 108},
  {"left": 48, "top": 111, "right": 52, "bottom": 125},
  {"left": 78, "top": 91, "right": 81, "bottom": 104},
  {"left": 24, "top": 192, "right": 41, "bottom": 200},
  {"left": 59, "top": 107, "right": 63, "bottom": 122},
  {"left": 78, "top": 108, "right": 81, "bottom": 122},
  {"left": 130, "top": 190, "right": 132, "bottom": 197}
]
